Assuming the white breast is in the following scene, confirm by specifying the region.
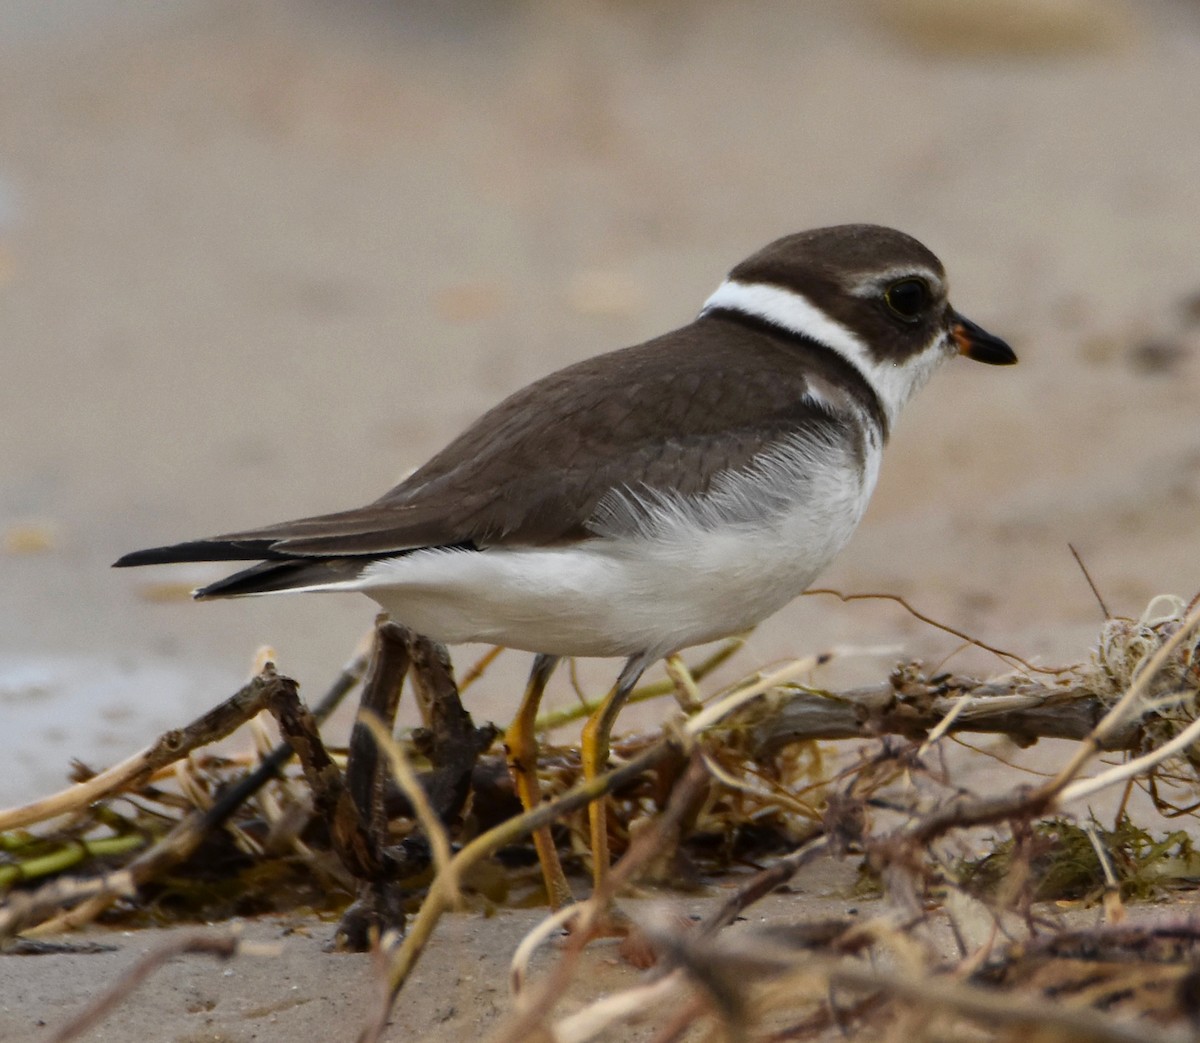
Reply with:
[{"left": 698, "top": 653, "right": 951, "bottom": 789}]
[{"left": 353, "top": 421, "right": 881, "bottom": 659}]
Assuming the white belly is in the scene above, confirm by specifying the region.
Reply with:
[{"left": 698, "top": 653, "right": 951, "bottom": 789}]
[{"left": 354, "top": 432, "right": 880, "bottom": 658}]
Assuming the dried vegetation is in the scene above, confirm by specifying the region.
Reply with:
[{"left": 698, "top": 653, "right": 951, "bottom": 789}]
[{"left": 4, "top": 591, "right": 1200, "bottom": 1042}]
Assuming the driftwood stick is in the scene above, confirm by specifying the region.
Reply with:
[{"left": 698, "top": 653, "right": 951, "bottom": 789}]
[
  {"left": 335, "top": 624, "right": 492, "bottom": 951},
  {"left": 0, "top": 668, "right": 284, "bottom": 833},
  {"left": 403, "top": 630, "right": 495, "bottom": 824},
  {"left": 2, "top": 656, "right": 368, "bottom": 940},
  {"left": 0, "top": 644, "right": 369, "bottom": 834},
  {"left": 346, "top": 619, "right": 411, "bottom": 843},
  {"left": 744, "top": 676, "right": 1135, "bottom": 757}
]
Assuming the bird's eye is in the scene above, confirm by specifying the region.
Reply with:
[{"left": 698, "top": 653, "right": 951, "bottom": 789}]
[{"left": 883, "top": 278, "right": 930, "bottom": 322}]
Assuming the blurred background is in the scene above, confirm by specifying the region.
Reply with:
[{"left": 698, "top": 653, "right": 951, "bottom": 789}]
[{"left": 1, "top": 0, "right": 1198, "bottom": 802}]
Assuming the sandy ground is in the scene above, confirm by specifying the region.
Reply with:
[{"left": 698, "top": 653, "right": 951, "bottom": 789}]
[
  {"left": 0, "top": 865, "right": 957, "bottom": 1042},
  {"left": 2, "top": 0, "right": 1200, "bottom": 1038}
]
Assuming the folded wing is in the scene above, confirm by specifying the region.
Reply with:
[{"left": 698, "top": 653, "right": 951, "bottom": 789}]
[{"left": 114, "top": 318, "right": 852, "bottom": 597}]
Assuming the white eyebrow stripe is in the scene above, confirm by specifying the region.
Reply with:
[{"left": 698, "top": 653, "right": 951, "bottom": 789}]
[
  {"left": 847, "top": 266, "right": 945, "bottom": 298},
  {"left": 699, "top": 278, "right": 950, "bottom": 430}
]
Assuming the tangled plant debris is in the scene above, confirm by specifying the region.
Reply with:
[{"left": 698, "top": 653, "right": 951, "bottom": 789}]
[{"left": 3, "top": 592, "right": 1200, "bottom": 1042}]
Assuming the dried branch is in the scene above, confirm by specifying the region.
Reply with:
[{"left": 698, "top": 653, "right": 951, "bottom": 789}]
[
  {"left": 0, "top": 668, "right": 283, "bottom": 833},
  {"left": 495, "top": 755, "right": 714, "bottom": 1043},
  {"left": 0, "top": 645, "right": 368, "bottom": 834},
  {"left": 364, "top": 654, "right": 831, "bottom": 1043},
  {"left": 1, "top": 656, "right": 367, "bottom": 939},
  {"left": 801, "top": 954, "right": 1189, "bottom": 1043},
  {"left": 743, "top": 675, "right": 1119, "bottom": 757}
]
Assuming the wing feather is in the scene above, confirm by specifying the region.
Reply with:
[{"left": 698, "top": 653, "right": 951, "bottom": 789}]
[{"left": 115, "top": 314, "right": 873, "bottom": 580}]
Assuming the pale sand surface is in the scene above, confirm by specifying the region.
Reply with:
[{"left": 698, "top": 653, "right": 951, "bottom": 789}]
[
  {"left": 1, "top": 0, "right": 1199, "bottom": 1038},
  {"left": 0, "top": 866, "right": 891, "bottom": 1042}
]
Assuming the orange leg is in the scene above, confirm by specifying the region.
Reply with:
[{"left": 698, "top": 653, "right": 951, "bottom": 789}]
[
  {"left": 505, "top": 653, "right": 574, "bottom": 909},
  {"left": 580, "top": 653, "right": 652, "bottom": 892}
]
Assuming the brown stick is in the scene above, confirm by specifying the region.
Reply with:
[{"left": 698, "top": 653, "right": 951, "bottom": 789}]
[
  {"left": 346, "top": 619, "right": 411, "bottom": 845},
  {"left": 0, "top": 666, "right": 290, "bottom": 832},
  {"left": 743, "top": 676, "right": 1135, "bottom": 757}
]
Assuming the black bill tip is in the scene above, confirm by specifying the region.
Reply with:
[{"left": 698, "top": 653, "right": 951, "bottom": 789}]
[{"left": 952, "top": 312, "right": 1017, "bottom": 366}]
